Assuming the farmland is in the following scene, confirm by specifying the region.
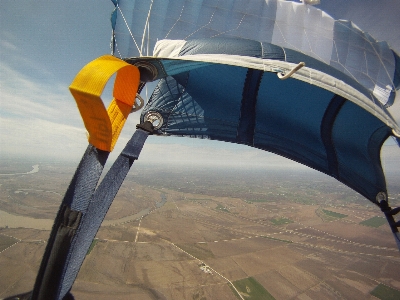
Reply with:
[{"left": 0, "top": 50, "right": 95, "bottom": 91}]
[
  {"left": 0, "top": 160, "right": 400, "bottom": 299},
  {"left": 360, "top": 216, "right": 387, "bottom": 228}
]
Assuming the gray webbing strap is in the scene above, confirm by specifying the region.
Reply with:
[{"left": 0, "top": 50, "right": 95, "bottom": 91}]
[
  {"left": 31, "top": 123, "right": 152, "bottom": 300},
  {"left": 31, "top": 145, "right": 109, "bottom": 300},
  {"left": 380, "top": 200, "right": 400, "bottom": 251},
  {"left": 59, "top": 128, "right": 150, "bottom": 298}
]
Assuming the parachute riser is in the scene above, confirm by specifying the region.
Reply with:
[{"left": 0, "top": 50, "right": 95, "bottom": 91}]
[
  {"left": 379, "top": 200, "right": 400, "bottom": 251},
  {"left": 14, "top": 56, "right": 146, "bottom": 300},
  {"left": 131, "top": 82, "right": 146, "bottom": 113}
]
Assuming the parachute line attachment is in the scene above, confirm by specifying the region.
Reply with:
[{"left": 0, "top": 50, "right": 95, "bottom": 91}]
[
  {"left": 136, "top": 120, "right": 155, "bottom": 134},
  {"left": 144, "top": 111, "right": 163, "bottom": 129},
  {"left": 277, "top": 62, "right": 306, "bottom": 80},
  {"left": 380, "top": 200, "right": 400, "bottom": 251},
  {"left": 133, "top": 60, "right": 159, "bottom": 82},
  {"left": 69, "top": 55, "right": 140, "bottom": 151},
  {"left": 132, "top": 93, "right": 145, "bottom": 112}
]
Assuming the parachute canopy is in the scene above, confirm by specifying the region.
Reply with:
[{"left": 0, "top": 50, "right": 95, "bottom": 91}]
[
  {"left": 13, "top": 2, "right": 400, "bottom": 299},
  {"left": 10, "top": 2, "right": 400, "bottom": 300},
  {"left": 111, "top": 0, "right": 400, "bottom": 204},
  {"left": 112, "top": 0, "right": 400, "bottom": 106}
]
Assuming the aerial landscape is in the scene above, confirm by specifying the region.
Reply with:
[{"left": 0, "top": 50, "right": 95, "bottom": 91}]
[
  {"left": 1, "top": 158, "right": 399, "bottom": 300},
  {"left": 2, "top": 1, "right": 400, "bottom": 300}
]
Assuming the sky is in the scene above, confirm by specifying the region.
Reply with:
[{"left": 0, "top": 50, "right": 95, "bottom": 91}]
[{"left": 0, "top": 0, "right": 399, "bottom": 176}]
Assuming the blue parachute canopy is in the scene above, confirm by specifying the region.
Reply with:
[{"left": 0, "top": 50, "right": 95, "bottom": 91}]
[
  {"left": 11, "top": 3, "right": 400, "bottom": 300},
  {"left": 132, "top": 37, "right": 393, "bottom": 204},
  {"left": 110, "top": 0, "right": 400, "bottom": 203}
]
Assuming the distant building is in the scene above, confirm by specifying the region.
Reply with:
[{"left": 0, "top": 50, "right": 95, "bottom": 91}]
[{"left": 199, "top": 263, "right": 212, "bottom": 274}]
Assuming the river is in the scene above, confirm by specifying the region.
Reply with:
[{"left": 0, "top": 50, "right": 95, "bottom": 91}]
[
  {"left": 0, "top": 165, "right": 39, "bottom": 176},
  {"left": 103, "top": 193, "right": 167, "bottom": 226},
  {"left": 0, "top": 193, "right": 167, "bottom": 230},
  {"left": 0, "top": 209, "right": 53, "bottom": 230}
]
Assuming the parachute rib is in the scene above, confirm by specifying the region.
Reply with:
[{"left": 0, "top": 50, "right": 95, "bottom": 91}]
[
  {"left": 237, "top": 69, "right": 263, "bottom": 145},
  {"left": 321, "top": 95, "right": 346, "bottom": 178},
  {"left": 141, "top": 0, "right": 154, "bottom": 57},
  {"left": 117, "top": 5, "right": 142, "bottom": 57}
]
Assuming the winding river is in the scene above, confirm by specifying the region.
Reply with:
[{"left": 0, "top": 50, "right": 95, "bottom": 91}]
[
  {"left": 0, "top": 193, "right": 167, "bottom": 230},
  {"left": 1, "top": 163, "right": 166, "bottom": 229},
  {"left": 0, "top": 164, "right": 39, "bottom": 176}
]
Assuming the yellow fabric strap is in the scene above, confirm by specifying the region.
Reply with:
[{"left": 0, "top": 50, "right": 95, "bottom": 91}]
[{"left": 69, "top": 55, "right": 140, "bottom": 151}]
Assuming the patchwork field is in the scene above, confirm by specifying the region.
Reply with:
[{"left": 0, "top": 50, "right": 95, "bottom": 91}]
[{"left": 1, "top": 161, "right": 400, "bottom": 299}]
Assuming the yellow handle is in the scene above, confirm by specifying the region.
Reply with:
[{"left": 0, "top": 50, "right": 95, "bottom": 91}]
[{"left": 69, "top": 55, "right": 140, "bottom": 151}]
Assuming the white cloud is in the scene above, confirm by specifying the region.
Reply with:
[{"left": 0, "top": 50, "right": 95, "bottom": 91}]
[
  {"left": 0, "top": 39, "right": 18, "bottom": 51},
  {"left": 0, "top": 55, "right": 88, "bottom": 160},
  {"left": 0, "top": 117, "right": 87, "bottom": 161},
  {"left": 0, "top": 49, "right": 147, "bottom": 162},
  {"left": 382, "top": 139, "right": 400, "bottom": 171},
  {"left": 0, "top": 35, "right": 54, "bottom": 77},
  {"left": 0, "top": 63, "right": 82, "bottom": 125},
  {"left": 128, "top": 137, "right": 309, "bottom": 171}
]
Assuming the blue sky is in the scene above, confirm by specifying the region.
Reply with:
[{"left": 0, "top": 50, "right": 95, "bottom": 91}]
[{"left": 0, "top": 0, "right": 399, "bottom": 175}]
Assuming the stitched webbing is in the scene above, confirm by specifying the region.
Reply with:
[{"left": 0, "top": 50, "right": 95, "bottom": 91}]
[
  {"left": 59, "top": 128, "right": 151, "bottom": 298},
  {"left": 69, "top": 55, "right": 140, "bottom": 151},
  {"left": 31, "top": 56, "right": 144, "bottom": 300}
]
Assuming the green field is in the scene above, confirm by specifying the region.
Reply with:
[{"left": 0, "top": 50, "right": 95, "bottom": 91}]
[
  {"left": 360, "top": 216, "right": 386, "bottom": 228},
  {"left": 270, "top": 217, "right": 293, "bottom": 225},
  {"left": 293, "top": 198, "right": 316, "bottom": 205},
  {"left": 370, "top": 284, "right": 400, "bottom": 300},
  {"left": 0, "top": 234, "right": 19, "bottom": 252},
  {"left": 261, "top": 236, "right": 293, "bottom": 243},
  {"left": 176, "top": 243, "right": 215, "bottom": 260},
  {"left": 322, "top": 209, "right": 347, "bottom": 219},
  {"left": 231, "top": 277, "right": 275, "bottom": 300},
  {"left": 87, "top": 238, "right": 98, "bottom": 255}
]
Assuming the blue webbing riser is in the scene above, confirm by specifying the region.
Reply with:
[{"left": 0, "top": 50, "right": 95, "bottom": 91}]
[
  {"left": 31, "top": 145, "right": 109, "bottom": 300},
  {"left": 59, "top": 128, "right": 150, "bottom": 298},
  {"left": 30, "top": 125, "right": 152, "bottom": 300}
]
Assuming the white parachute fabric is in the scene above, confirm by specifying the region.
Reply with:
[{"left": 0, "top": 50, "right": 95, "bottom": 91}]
[{"left": 111, "top": 0, "right": 400, "bottom": 107}]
